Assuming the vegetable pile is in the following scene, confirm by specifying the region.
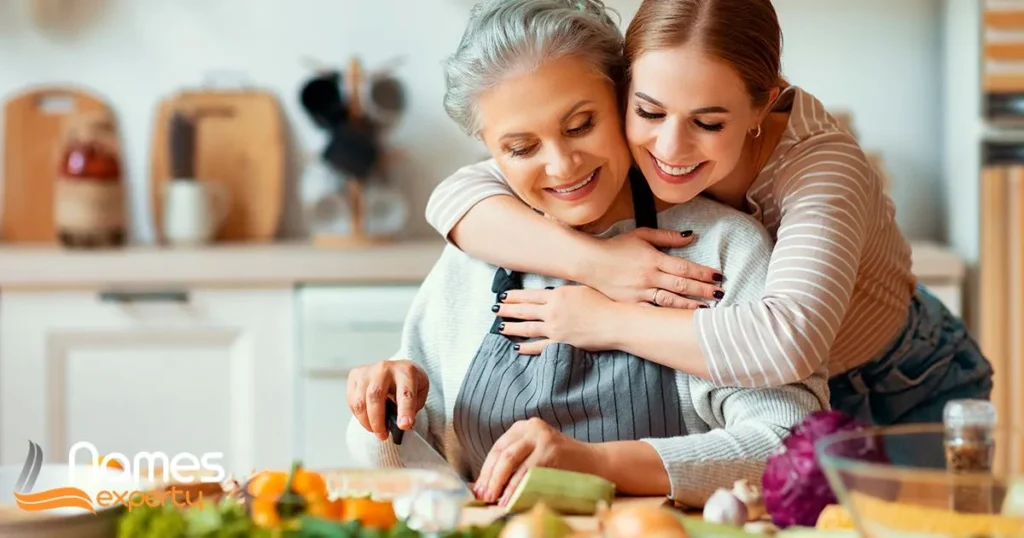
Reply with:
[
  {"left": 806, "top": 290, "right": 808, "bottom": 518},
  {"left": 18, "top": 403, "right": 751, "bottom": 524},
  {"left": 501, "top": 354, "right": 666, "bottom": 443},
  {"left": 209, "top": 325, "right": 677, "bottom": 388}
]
[{"left": 116, "top": 461, "right": 504, "bottom": 538}]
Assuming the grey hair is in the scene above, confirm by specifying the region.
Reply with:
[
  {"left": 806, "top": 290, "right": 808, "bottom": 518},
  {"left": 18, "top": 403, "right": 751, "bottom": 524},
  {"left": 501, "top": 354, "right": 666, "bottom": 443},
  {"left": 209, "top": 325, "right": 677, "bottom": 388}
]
[{"left": 443, "top": 0, "right": 625, "bottom": 136}]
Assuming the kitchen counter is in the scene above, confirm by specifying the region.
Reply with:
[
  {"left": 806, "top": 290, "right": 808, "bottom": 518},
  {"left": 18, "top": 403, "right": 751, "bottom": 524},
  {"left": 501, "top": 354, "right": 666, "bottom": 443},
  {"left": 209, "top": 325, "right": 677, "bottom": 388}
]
[
  {"left": 0, "top": 238, "right": 964, "bottom": 289},
  {"left": 0, "top": 238, "right": 449, "bottom": 289}
]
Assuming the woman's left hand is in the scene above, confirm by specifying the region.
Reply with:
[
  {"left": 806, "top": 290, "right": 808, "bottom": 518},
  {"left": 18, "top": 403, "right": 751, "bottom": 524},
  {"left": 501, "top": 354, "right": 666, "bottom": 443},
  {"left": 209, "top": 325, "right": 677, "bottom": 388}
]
[
  {"left": 493, "top": 286, "right": 617, "bottom": 354},
  {"left": 473, "top": 418, "right": 601, "bottom": 505}
]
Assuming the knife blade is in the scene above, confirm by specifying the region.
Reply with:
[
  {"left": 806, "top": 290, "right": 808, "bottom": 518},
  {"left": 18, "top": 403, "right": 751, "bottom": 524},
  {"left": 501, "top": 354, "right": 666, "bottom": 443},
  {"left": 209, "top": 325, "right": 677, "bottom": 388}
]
[{"left": 384, "top": 399, "right": 472, "bottom": 496}]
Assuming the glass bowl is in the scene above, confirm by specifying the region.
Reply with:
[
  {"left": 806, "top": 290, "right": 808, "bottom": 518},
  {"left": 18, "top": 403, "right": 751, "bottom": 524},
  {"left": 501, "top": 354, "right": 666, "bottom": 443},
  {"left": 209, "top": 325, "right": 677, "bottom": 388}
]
[{"left": 816, "top": 423, "right": 1024, "bottom": 537}]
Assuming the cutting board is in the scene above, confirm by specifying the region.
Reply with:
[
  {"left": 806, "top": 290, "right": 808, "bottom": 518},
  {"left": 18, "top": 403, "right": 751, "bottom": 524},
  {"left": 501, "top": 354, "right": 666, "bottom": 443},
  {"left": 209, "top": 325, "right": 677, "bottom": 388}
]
[
  {"left": 2, "top": 87, "right": 114, "bottom": 243},
  {"left": 150, "top": 89, "right": 285, "bottom": 243}
]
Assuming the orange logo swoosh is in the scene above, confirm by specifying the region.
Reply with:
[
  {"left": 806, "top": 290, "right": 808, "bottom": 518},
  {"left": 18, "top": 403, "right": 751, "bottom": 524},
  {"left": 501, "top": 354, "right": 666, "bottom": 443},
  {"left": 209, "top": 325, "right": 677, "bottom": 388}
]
[{"left": 14, "top": 487, "right": 95, "bottom": 514}]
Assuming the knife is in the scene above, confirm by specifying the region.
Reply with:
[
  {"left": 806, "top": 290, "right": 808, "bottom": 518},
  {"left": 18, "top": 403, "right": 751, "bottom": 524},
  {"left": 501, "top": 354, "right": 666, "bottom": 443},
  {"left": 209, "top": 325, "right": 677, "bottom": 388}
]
[{"left": 384, "top": 399, "right": 472, "bottom": 497}]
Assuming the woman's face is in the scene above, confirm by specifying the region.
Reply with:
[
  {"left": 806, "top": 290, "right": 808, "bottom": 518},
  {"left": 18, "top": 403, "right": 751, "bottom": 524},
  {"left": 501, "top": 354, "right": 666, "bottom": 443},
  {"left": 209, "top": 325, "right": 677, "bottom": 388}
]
[
  {"left": 625, "top": 44, "right": 766, "bottom": 204},
  {"left": 475, "top": 55, "right": 633, "bottom": 227}
]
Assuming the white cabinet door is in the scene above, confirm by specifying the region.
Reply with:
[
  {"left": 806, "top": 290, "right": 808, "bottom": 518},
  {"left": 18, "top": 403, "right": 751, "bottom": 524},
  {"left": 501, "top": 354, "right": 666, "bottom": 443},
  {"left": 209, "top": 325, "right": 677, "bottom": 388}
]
[
  {"left": 297, "top": 285, "right": 419, "bottom": 469},
  {"left": 0, "top": 287, "right": 295, "bottom": 480}
]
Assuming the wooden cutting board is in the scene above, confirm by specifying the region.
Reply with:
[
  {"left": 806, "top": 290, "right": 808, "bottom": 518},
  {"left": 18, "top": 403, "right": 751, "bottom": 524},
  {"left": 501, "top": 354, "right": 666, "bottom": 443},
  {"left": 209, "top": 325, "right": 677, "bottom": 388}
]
[
  {"left": 2, "top": 87, "right": 114, "bottom": 243},
  {"left": 150, "top": 89, "right": 285, "bottom": 243}
]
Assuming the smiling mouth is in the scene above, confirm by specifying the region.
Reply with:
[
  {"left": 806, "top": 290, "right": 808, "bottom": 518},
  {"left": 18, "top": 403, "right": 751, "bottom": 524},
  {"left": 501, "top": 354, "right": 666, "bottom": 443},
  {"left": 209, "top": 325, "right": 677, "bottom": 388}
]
[
  {"left": 653, "top": 156, "right": 704, "bottom": 176},
  {"left": 548, "top": 169, "right": 597, "bottom": 194}
]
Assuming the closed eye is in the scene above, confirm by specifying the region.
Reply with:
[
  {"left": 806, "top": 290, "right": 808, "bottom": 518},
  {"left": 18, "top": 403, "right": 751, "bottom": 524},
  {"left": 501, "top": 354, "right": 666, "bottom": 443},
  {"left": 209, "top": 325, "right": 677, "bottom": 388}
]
[{"left": 695, "top": 120, "right": 724, "bottom": 132}]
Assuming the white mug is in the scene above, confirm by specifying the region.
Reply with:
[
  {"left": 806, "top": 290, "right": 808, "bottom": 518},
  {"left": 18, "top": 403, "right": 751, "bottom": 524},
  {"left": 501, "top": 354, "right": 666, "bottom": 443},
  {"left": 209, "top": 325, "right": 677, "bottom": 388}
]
[{"left": 162, "top": 179, "right": 230, "bottom": 246}]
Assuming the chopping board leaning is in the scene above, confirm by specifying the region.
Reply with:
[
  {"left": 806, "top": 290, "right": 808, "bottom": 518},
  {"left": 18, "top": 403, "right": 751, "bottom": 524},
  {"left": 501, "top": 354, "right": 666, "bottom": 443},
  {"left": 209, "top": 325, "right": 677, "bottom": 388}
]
[
  {"left": 2, "top": 87, "right": 114, "bottom": 243},
  {"left": 150, "top": 89, "right": 285, "bottom": 243}
]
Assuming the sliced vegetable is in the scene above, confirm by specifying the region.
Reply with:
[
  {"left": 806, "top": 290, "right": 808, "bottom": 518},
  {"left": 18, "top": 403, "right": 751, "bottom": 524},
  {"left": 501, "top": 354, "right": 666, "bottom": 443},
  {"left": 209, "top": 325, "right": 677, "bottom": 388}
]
[{"left": 503, "top": 468, "right": 615, "bottom": 516}]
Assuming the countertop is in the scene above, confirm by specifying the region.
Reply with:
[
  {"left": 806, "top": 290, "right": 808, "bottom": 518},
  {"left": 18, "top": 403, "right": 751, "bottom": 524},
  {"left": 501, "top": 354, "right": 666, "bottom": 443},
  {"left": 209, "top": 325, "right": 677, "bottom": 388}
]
[{"left": 0, "top": 238, "right": 964, "bottom": 289}]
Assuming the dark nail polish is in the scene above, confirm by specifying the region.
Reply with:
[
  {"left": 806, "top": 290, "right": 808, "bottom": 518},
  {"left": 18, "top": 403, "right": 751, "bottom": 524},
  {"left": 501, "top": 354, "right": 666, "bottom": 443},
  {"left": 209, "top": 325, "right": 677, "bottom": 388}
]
[
  {"left": 712, "top": 273, "right": 724, "bottom": 282},
  {"left": 713, "top": 290, "right": 725, "bottom": 299},
  {"left": 499, "top": 323, "right": 505, "bottom": 331},
  {"left": 699, "top": 304, "right": 710, "bottom": 309},
  {"left": 499, "top": 292, "right": 507, "bottom": 301},
  {"left": 491, "top": 304, "right": 500, "bottom": 312},
  {"left": 545, "top": 286, "right": 555, "bottom": 290},
  {"left": 514, "top": 344, "right": 521, "bottom": 351},
  {"left": 680, "top": 230, "right": 693, "bottom": 237}
]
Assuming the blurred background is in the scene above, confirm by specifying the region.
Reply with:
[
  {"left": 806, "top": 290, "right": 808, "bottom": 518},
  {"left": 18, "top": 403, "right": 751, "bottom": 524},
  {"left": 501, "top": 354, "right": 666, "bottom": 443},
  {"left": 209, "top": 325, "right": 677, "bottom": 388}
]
[{"left": 0, "top": 0, "right": 1018, "bottom": 477}]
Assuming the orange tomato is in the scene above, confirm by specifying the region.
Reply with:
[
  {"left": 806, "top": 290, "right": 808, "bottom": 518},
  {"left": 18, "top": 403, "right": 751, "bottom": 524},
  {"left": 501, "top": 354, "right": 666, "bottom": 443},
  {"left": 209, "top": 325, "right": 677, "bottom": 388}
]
[
  {"left": 291, "top": 468, "right": 328, "bottom": 499},
  {"left": 341, "top": 497, "right": 398, "bottom": 529},
  {"left": 251, "top": 498, "right": 282, "bottom": 529},
  {"left": 247, "top": 470, "right": 288, "bottom": 503}
]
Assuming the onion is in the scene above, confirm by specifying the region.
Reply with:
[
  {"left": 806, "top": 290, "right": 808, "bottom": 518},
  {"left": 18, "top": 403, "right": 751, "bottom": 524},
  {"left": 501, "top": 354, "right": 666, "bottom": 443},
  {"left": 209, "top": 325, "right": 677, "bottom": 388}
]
[{"left": 600, "top": 504, "right": 688, "bottom": 538}]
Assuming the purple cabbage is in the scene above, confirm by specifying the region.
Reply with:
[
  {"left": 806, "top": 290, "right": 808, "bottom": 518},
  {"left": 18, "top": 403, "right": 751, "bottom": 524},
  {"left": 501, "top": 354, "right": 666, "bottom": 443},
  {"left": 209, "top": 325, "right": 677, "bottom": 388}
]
[{"left": 762, "top": 410, "right": 890, "bottom": 528}]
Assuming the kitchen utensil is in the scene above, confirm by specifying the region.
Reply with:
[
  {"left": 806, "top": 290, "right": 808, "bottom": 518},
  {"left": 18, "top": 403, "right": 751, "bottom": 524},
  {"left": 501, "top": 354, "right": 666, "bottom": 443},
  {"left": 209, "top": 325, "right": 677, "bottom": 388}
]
[
  {"left": 2, "top": 86, "right": 114, "bottom": 243},
  {"left": 384, "top": 399, "right": 471, "bottom": 497},
  {"left": 162, "top": 180, "right": 230, "bottom": 246},
  {"left": 299, "top": 70, "right": 347, "bottom": 129},
  {"left": 322, "top": 117, "right": 380, "bottom": 179},
  {"left": 168, "top": 111, "right": 196, "bottom": 179},
  {"left": 150, "top": 88, "right": 284, "bottom": 243},
  {"left": 362, "top": 181, "right": 409, "bottom": 237},
  {"left": 817, "top": 423, "right": 1024, "bottom": 537}
]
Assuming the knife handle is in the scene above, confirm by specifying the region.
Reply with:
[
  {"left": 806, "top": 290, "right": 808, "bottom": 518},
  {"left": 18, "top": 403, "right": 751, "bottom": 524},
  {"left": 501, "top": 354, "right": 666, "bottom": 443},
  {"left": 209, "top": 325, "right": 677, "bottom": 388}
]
[{"left": 384, "top": 398, "right": 404, "bottom": 445}]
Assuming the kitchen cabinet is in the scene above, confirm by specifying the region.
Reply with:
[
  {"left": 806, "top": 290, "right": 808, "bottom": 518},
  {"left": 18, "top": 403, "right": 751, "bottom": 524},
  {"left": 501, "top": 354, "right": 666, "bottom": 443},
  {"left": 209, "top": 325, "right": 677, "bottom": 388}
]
[
  {"left": 0, "top": 287, "right": 296, "bottom": 480},
  {"left": 296, "top": 285, "right": 420, "bottom": 469}
]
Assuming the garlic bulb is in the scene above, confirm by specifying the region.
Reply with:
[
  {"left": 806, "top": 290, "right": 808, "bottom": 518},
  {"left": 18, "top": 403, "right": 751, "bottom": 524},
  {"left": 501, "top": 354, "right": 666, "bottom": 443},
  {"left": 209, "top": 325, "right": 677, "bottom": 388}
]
[
  {"left": 703, "top": 488, "right": 748, "bottom": 527},
  {"left": 731, "top": 479, "right": 765, "bottom": 521}
]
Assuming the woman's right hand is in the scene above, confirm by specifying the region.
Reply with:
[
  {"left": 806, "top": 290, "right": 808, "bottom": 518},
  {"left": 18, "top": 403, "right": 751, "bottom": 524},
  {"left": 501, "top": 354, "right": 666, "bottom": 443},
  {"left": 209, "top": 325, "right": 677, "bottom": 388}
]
[
  {"left": 347, "top": 360, "right": 429, "bottom": 441},
  {"left": 581, "top": 228, "right": 725, "bottom": 309}
]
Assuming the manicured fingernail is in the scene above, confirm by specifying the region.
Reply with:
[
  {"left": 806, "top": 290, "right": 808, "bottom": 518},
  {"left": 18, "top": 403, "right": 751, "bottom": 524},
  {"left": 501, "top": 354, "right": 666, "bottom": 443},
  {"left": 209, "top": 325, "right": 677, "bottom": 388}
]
[
  {"left": 513, "top": 344, "right": 521, "bottom": 351},
  {"left": 545, "top": 286, "right": 554, "bottom": 290},
  {"left": 713, "top": 290, "right": 725, "bottom": 299},
  {"left": 499, "top": 292, "right": 507, "bottom": 301},
  {"left": 680, "top": 230, "right": 693, "bottom": 237},
  {"left": 698, "top": 304, "right": 710, "bottom": 309},
  {"left": 499, "top": 323, "right": 505, "bottom": 331},
  {"left": 712, "top": 273, "right": 724, "bottom": 282},
  {"left": 491, "top": 304, "right": 500, "bottom": 312},
  {"left": 398, "top": 416, "right": 411, "bottom": 429}
]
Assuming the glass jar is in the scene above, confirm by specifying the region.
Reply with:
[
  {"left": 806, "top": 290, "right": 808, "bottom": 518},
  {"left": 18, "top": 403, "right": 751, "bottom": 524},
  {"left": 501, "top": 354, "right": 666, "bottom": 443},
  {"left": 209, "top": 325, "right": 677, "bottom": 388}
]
[{"left": 54, "top": 112, "right": 126, "bottom": 248}]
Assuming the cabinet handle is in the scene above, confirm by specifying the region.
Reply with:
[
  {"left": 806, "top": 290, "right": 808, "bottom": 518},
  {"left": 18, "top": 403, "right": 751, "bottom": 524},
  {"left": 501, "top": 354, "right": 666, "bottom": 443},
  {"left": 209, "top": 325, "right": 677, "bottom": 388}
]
[{"left": 98, "top": 290, "right": 190, "bottom": 303}]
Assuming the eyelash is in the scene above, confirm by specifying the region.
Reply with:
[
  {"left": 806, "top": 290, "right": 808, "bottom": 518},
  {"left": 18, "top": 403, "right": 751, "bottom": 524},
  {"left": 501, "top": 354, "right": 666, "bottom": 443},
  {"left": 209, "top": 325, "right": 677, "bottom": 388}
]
[
  {"left": 506, "top": 118, "right": 596, "bottom": 157},
  {"left": 633, "top": 106, "right": 725, "bottom": 132}
]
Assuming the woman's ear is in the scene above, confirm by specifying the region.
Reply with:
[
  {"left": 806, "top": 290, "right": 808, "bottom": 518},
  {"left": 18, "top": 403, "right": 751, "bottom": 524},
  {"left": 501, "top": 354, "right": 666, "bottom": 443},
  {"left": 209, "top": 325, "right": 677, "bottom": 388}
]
[{"left": 759, "top": 86, "right": 782, "bottom": 121}]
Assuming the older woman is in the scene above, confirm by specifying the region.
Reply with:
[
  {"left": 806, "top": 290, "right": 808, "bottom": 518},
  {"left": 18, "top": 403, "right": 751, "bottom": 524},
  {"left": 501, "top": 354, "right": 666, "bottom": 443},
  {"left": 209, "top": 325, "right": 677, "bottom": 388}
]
[{"left": 345, "top": 0, "right": 828, "bottom": 508}]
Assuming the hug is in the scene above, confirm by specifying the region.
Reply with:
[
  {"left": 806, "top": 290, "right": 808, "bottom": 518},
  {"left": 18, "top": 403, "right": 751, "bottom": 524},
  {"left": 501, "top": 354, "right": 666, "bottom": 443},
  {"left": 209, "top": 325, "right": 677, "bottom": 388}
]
[{"left": 347, "top": 0, "right": 992, "bottom": 508}]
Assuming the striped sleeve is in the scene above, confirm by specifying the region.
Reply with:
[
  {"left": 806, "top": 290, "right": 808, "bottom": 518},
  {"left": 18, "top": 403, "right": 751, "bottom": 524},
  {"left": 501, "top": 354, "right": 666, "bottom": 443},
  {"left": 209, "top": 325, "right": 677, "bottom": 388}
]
[
  {"left": 425, "top": 158, "right": 516, "bottom": 239},
  {"left": 694, "top": 133, "right": 874, "bottom": 387}
]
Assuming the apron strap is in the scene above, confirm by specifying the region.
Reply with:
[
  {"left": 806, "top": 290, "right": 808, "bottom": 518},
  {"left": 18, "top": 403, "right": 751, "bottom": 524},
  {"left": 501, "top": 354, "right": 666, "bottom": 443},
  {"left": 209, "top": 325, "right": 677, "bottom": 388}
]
[{"left": 628, "top": 167, "right": 659, "bottom": 230}]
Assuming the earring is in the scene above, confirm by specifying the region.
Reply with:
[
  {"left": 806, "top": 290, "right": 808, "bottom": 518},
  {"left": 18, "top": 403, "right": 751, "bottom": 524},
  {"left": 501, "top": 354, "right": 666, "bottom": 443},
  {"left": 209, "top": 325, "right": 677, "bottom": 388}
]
[{"left": 750, "top": 124, "right": 762, "bottom": 138}]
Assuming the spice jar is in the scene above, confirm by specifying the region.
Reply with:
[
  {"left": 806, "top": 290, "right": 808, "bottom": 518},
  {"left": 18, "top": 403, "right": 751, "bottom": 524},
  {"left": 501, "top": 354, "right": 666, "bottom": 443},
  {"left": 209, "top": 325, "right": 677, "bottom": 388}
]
[
  {"left": 54, "top": 112, "right": 126, "bottom": 248},
  {"left": 943, "top": 399, "right": 996, "bottom": 513}
]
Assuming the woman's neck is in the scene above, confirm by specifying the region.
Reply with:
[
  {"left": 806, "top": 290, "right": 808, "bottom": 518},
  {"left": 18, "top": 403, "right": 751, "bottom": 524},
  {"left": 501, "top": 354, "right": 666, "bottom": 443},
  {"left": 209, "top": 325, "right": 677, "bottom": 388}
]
[{"left": 579, "top": 178, "right": 639, "bottom": 235}]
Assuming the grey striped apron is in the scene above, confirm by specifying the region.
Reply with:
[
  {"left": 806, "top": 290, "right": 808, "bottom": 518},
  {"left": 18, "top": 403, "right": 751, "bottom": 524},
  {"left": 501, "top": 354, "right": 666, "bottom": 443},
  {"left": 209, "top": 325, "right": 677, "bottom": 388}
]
[{"left": 452, "top": 171, "right": 687, "bottom": 480}]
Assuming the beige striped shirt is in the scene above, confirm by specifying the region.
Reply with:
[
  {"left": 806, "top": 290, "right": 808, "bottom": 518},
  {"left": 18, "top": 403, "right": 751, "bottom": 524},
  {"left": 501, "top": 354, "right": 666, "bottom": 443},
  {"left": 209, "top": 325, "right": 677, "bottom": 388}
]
[{"left": 424, "top": 85, "right": 917, "bottom": 387}]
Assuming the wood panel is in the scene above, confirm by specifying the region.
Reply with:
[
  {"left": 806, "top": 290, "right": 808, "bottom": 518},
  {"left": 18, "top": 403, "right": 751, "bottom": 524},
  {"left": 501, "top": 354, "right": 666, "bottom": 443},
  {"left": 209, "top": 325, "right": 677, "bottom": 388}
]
[{"left": 2, "top": 87, "right": 114, "bottom": 243}]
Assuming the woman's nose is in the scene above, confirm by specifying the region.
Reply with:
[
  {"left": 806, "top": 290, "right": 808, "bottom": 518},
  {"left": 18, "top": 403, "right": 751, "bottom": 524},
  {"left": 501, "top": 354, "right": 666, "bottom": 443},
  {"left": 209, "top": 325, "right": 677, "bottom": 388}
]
[
  {"left": 654, "top": 123, "right": 694, "bottom": 162},
  {"left": 544, "top": 145, "right": 581, "bottom": 180}
]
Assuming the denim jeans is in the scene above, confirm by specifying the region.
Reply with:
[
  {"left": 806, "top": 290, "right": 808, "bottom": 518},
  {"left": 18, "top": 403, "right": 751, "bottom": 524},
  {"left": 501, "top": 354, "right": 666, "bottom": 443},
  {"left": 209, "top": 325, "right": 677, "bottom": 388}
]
[{"left": 829, "top": 285, "right": 994, "bottom": 428}]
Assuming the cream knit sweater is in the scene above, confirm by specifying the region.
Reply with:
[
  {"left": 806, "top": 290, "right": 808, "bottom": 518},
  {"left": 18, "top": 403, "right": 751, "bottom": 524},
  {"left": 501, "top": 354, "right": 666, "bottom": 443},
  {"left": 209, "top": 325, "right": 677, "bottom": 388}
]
[{"left": 346, "top": 194, "right": 830, "bottom": 508}]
